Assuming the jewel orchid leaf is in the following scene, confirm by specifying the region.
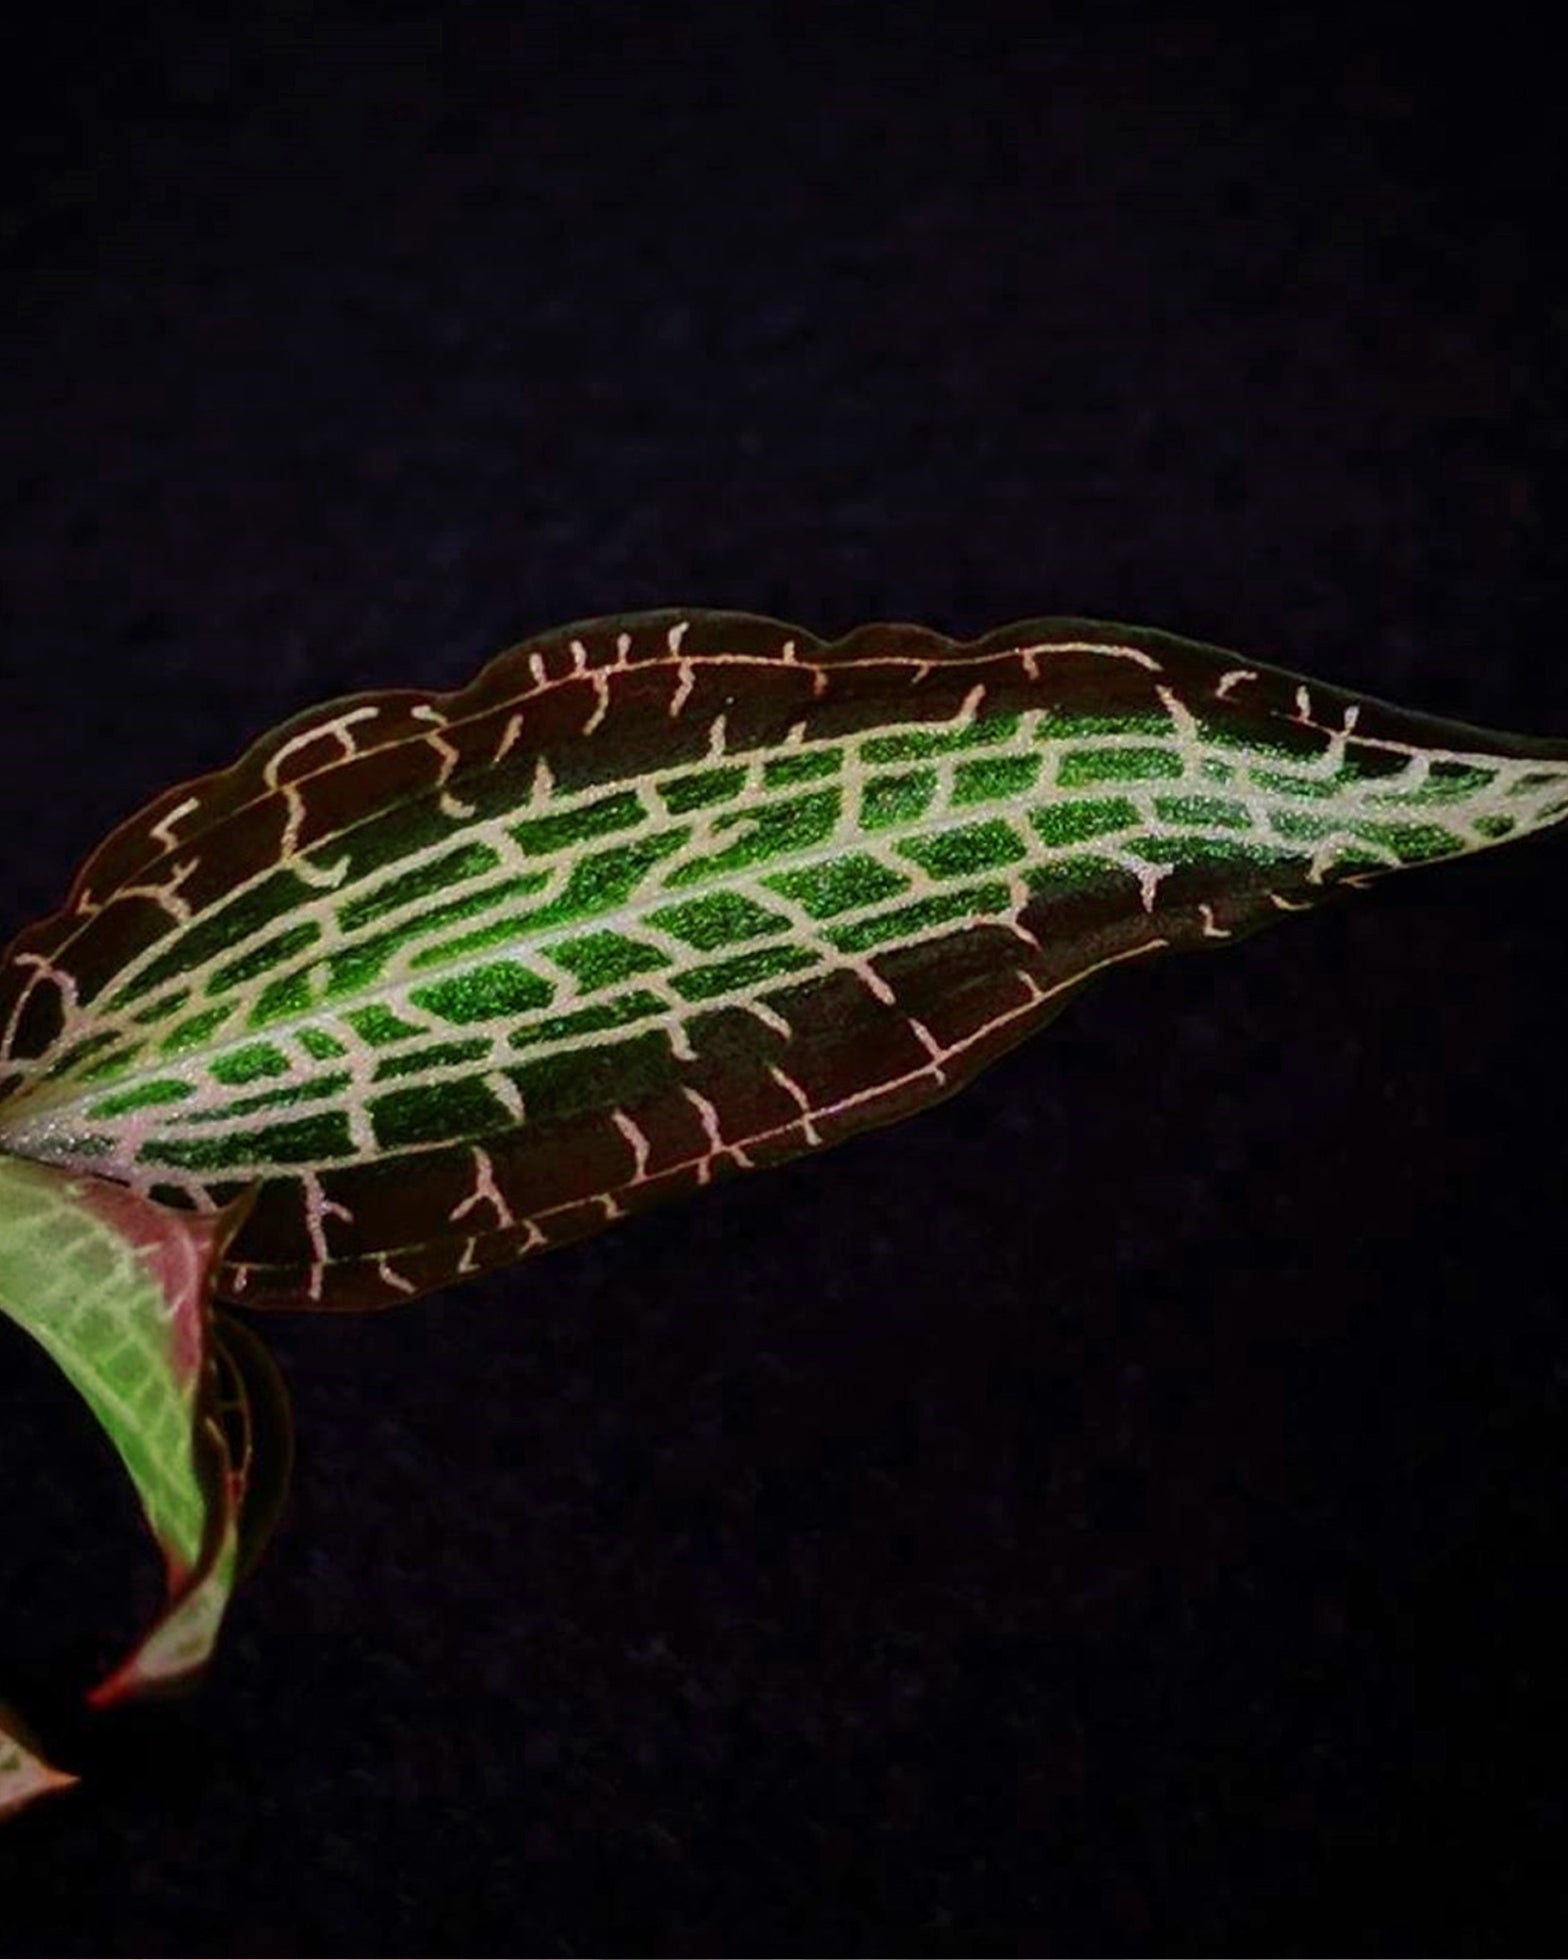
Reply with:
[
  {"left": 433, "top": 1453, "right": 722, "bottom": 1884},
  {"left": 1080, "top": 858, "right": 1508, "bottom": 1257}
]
[
  {"left": 0, "top": 608, "right": 1562, "bottom": 1817},
  {"left": 0, "top": 1157, "right": 278, "bottom": 1805},
  {"left": 1, "top": 612, "right": 1563, "bottom": 1311}
]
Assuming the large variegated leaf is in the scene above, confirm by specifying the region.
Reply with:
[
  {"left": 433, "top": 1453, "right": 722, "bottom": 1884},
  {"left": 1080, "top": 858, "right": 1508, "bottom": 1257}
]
[{"left": 1, "top": 611, "right": 1564, "bottom": 1311}]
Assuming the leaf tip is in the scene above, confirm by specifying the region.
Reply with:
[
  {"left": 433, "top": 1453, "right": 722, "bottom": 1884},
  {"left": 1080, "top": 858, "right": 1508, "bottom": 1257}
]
[
  {"left": 0, "top": 1713, "right": 79, "bottom": 1822},
  {"left": 88, "top": 1514, "right": 238, "bottom": 1709}
]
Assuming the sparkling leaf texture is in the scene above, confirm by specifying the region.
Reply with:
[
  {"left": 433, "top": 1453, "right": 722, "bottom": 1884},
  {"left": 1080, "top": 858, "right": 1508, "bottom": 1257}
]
[{"left": 1, "top": 611, "right": 1565, "bottom": 1312}]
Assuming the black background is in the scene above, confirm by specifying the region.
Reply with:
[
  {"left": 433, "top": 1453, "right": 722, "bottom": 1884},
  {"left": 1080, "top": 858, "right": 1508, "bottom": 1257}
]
[{"left": 1, "top": 6, "right": 1566, "bottom": 1954}]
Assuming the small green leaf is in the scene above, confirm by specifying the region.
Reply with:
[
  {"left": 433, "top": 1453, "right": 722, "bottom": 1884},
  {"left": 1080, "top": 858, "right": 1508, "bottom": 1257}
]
[{"left": 0, "top": 1160, "right": 286, "bottom": 1708}]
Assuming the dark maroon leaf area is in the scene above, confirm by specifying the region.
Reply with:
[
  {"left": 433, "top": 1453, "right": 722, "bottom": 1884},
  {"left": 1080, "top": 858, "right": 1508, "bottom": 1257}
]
[{"left": 2, "top": 7, "right": 1566, "bottom": 1955}]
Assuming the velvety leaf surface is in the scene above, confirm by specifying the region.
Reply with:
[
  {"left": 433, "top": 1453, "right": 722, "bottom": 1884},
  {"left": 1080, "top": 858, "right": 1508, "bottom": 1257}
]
[{"left": 1, "top": 612, "right": 1565, "bottom": 1311}]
